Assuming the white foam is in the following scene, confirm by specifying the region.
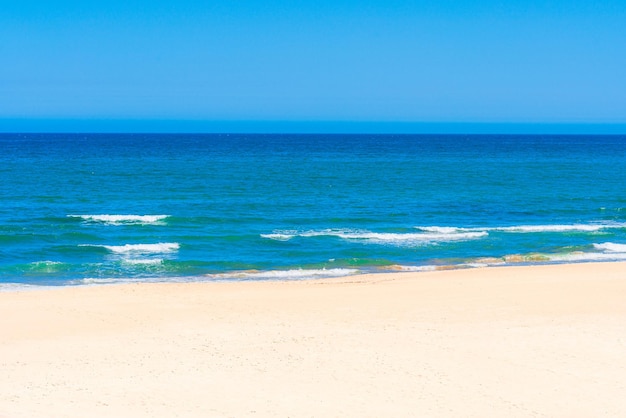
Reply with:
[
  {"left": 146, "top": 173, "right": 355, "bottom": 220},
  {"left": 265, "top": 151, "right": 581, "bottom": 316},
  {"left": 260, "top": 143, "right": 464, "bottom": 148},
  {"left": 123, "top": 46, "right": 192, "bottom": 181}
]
[
  {"left": 417, "top": 223, "right": 626, "bottom": 234},
  {"left": 264, "top": 222, "right": 625, "bottom": 246},
  {"left": 105, "top": 243, "right": 179, "bottom": 254},
  {"left": 75, "top": 277, "right": 141, "bottom": 285},
  {"left": 262, "top": 229, "right": 487, "bottom": 246},
  {"left": 0, "top": 283, "right": 49, "bottom": 292},
  {"left": 71, "top": 275, "right": 202, "bottom": 286},
  {"left": 122, "top": 259, "right": 164, "bottom": 265},
  {"left": 593, "top": 242, "right": 626, "bottom": 253},
  {"left": 466, "top": 261, "right": 506, "bottom": 267},
  {"left": 549, "top": 252, "right": 626, "bottom": 262},
  {"left": 465, "top": 263, "right": 490, "bottom": 268},
  {"left": 205, "top": 268, "right": 359, "bottom": 280},
  {"left": 339, "top": 231, "right": 487, "bottom": 245},
  {"left": 494, "top": 224, "right": 615, "bottom": 233},
  {"left": 417, "top": 226, "right": 467, "bottom": 234},
  {"left": 264, "top": 223, "right": 625, "bottom": 245},
  {"left": 81, "top": 243, "right": 180, "bottom": 254},
  {"left": 513, "top": 243, "right": 626, "bottom": 263},
  {"left": 68, "top": 214, "right": 170, "bottom": 225},
  {"left": 260, "top": 233, "right": 295, "bottom": 241},
  {"left": 385, "top": 263, "right": 496, "bottom": 271},
  {"left": 389, "top": 265, "right": 438, "bottom": 272}
]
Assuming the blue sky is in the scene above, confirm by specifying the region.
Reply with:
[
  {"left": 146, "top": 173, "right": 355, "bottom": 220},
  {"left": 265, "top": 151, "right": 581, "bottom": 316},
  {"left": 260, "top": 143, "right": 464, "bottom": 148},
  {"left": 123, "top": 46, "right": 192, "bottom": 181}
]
[{"left": 1, "top": 0, "right": 625, "bottom": 132}]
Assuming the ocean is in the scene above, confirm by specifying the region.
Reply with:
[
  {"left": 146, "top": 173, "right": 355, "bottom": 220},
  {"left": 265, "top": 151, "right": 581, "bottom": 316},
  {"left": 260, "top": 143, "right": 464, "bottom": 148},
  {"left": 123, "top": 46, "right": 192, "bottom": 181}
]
[{"left": 1, "top": 133, "right": 626, "bottom": 287}]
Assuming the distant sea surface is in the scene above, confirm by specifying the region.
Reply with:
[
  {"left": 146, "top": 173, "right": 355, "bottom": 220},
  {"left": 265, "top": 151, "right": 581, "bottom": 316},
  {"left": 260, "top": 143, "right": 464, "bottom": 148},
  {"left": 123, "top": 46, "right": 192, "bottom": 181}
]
[{"left": 2, "top": 133, "right": 626, "bottom": 287}]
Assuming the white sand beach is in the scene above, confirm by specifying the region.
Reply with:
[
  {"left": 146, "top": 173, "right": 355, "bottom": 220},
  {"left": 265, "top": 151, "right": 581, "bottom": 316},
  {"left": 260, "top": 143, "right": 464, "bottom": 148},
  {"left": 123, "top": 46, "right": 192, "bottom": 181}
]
[{"left": 1, "top": 262, "right": 625, "bottom": 417}]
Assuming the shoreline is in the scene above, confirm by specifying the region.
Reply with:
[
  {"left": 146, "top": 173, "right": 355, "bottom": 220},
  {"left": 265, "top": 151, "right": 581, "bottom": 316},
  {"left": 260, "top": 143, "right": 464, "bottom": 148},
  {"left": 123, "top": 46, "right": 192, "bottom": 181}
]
[
  {"left": 3, "top": 257, "right": 626, "bottom": 290},
  {"left": 2, "top": 261, "right": 626, "bottom": 417}
]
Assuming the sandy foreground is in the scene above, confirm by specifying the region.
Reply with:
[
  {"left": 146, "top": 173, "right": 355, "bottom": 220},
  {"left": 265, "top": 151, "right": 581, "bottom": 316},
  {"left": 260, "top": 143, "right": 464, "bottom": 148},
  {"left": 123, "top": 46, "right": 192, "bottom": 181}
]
[{"left": 1, "top": 263, "right": 625, "bottom": 418}]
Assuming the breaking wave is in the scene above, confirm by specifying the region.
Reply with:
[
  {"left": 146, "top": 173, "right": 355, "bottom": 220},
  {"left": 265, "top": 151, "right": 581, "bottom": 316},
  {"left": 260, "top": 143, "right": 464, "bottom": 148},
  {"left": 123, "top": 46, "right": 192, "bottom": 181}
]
[
  {"left": 80, "top": 243, "right": 180, "bottom": 255},
  {"left": 473, "top": 242, "right": 626, "bottom": 265},
  {"left": 416, "top": 223, "right": 626, "bottom": 234},
  {"left": 593, "top": 242, "right": 626, "bottom": 253},
  {"left": 68, "top": 214, "right": 170, "bottom": 225},
  {"left": 121, "top": 258, "right": 164, "bottom": 265},
  {"left": 262, "top": 229, "right": 487, "bottom": 246}
]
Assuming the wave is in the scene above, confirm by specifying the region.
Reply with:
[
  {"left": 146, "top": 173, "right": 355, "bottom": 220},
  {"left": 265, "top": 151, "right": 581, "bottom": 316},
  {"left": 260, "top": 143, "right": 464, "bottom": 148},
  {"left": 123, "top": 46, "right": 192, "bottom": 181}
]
[
  {"left": 121, "top": 259, "right": 164, "bottom": 265},
  {"left": 417, "top": 226, "right": 469, "bottom": 234},
  {"left": 593, "top": 242, "right": 626, "bottom": 253},
  {"left": 205, "top": 268, "right": 359, "bottom": 281},
  {"left": 493, "top": 224, "right": 622, "bottom": 233},
  {"left": 261, "top": 233, "right": 295, "bottom": 241},
  {"left": 385, "top": 262, "right": 511, "bottom": 271},
  {"left": 0, "top": 283, "right": 48, "bottom": 292},
  {"left": 26, "top": 260, "right": 68, "bottom": 271},
  {"left": 481, "top": 242, "right": 626, "bottom": 265},
  {"left": 549, "top": 252, "right": 626, "bottom": 263},
  {"left": 12, "top": 260, "right": 71, "bottom": 274},
  {"left": 80, "top": 243, "right": 180, "bottom": 255},
  {"left": 68, "top": 214, "right": 170, "bottom": 225},
  {"left": 416, "top": 222, "right": 626, "bottom": 234},
  {"left": 262, "top": 222, "right": 625, "bottom": 247},
  {"left": 262, "top": 229, "right": 487, "bottom": 246}
]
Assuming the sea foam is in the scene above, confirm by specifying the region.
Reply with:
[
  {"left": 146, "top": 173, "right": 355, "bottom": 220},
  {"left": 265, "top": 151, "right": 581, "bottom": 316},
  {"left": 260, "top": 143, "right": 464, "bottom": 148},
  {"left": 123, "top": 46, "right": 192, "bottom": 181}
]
[
  {"left": 121, "top": 258, "right": 164, "bottom": 265},
  {"left": 104, "top": 243, "right": 180, "bottom": 254},
  {"left": 549, "top": 251, "right": 626, "bottom": 263},
  {"left": 0, "top": 283, "right": 48, "bottom": 292},
  {"left": 205, "top": 268, "right": 359, "bottom": 281},
  {"left": 262, "top": 229, "right": 487, "bottom": 246},
  {"left": 263, "top": 222, "right": 625, "bottom": 246},
  {"left": 80, "top": 243, "right": 180, "bottom": 254},
  {"left": 497, "top": 242, "right": 626, "bottom": 264},
  {"left": 593, "top": 242, "right": 626, "bottom": 253},
  {"left": 68, "top": 214, "right": 170, "bottom": 225},
  {"left": 493, "top": 224, "right": 619, "bottom": 233},
  {"left": 416, "top": 223, "right": 626, "bottom": 234}
]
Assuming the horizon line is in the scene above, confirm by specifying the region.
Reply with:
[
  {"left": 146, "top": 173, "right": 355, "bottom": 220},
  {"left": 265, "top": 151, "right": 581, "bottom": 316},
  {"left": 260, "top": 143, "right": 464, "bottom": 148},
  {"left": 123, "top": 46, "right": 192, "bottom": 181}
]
[{"left": 2, "top": 120, "right": 626, "bottom": 135}]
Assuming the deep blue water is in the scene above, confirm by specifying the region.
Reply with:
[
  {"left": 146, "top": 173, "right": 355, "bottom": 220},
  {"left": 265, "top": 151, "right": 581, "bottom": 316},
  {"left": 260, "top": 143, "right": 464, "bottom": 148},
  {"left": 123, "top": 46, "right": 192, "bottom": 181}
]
[{"left": 1, "top": 133, "right": 626, "bottom": 286}]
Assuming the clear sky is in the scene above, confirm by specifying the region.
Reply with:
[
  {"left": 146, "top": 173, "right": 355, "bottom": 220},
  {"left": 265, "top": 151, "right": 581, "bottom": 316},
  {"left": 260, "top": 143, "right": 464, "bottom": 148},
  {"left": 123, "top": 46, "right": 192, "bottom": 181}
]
[{"left": 1, "top": 0, "right": 625, "bottom": 133}]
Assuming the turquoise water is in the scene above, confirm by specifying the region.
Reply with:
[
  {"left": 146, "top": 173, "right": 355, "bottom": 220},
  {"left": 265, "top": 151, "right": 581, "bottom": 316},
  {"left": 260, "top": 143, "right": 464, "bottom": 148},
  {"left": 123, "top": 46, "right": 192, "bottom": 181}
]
[{"left": 1, "top": 133, "right": 626, "bottom": 286}]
